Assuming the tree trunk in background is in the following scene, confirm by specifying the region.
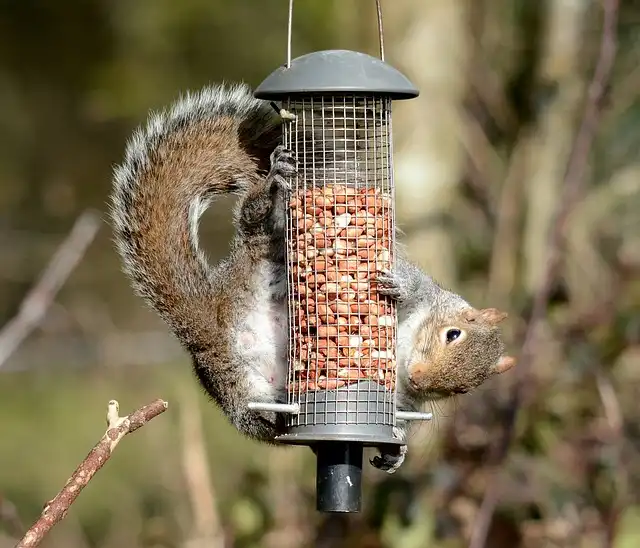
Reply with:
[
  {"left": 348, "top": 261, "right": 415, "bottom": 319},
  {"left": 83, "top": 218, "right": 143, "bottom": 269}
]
[
  {"left": 522, "top": 0, "right": 589, "bottom": 293},
  {"left": 263, "top": 448, "right": 309, "bottom": 548},
  {"left": 179, "top": 384, "right": 225, "bottom": 548},
  {"left": 385, "top": 0, "right": 470, "bottom": 285}
]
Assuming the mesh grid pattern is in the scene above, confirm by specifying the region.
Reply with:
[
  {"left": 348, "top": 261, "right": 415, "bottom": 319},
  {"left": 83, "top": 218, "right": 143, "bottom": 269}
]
[{"left": 284, "top": 95, "right": 398, "bottom": 429}]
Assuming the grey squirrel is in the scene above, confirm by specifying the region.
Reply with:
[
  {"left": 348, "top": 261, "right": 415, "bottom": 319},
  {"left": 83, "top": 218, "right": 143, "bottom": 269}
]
[{"left": 110, "top": 83, "right": 515, "bottom": 472}]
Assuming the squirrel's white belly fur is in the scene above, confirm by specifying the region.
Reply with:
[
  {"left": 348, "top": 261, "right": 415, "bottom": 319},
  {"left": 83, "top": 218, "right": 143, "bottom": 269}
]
[
  {"left": 239, "top": 261, "right": 424, "bottom": 405},
  {"left": 237, "top": 260, "right": 288, "bottom": 398}
]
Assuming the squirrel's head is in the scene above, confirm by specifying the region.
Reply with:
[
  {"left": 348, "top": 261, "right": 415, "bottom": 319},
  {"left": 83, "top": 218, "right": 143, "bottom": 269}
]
[{"left": 407, "top": 305, "right": 516, "bottom": 400}]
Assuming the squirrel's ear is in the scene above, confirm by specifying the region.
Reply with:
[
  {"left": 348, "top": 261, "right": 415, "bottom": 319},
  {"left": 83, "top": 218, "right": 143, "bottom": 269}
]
[
  {"left": 461, "top": 308, "right": 479, "bottom": 321},
  {"left": 478, "top": 308, "right": 508, "bottom": 325},
  {"left": 492, "top": 355, "right": 516, "bottom": 375},
  {"left": 461, "top": 307, "right": 508, "bottom": 324}
]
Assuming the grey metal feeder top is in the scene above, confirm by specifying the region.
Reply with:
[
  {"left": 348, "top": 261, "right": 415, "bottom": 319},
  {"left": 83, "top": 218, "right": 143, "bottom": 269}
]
[{"left": 254, "top": 49, "right": 419, "bottom": 100}]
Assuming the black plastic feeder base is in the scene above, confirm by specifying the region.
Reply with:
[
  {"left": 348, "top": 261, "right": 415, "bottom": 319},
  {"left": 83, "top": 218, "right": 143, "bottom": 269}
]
[{"left": 315, "top": 442, "right": 363, "bottom": 513}]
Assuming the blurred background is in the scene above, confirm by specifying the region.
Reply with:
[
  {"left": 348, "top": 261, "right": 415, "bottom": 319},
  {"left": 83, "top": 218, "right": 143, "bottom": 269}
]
[{"left": 0, "top": 0, "right": 638, "bottom": 547}]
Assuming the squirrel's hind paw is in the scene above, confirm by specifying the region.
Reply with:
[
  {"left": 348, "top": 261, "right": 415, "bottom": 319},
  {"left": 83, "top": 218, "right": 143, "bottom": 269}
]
[
  {"left": 268, "top": 145, "right": 296, "bottom": 191},
  {"left": 370, "top": 444, "right": 407, "bottom": 474}
]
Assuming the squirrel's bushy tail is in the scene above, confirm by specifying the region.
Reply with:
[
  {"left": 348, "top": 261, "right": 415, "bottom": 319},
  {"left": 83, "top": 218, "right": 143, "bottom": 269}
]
[{"left": 110, "top": 83, "right": 281, "bottom": 350}]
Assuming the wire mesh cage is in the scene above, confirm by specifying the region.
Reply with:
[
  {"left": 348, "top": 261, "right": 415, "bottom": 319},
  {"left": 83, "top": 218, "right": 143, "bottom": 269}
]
[
  {"left": 284, "top": 94, "right": 398, "bottom": 440},
  {"left": 254, "top": 48, "right": 419, "bottom": 513}
]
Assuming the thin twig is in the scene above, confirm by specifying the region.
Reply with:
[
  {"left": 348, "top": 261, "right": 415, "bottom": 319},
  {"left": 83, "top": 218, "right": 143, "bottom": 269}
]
[
  {"left": 595, "top": 371, "right": 626, "bottom": 548},
  {"left": 487, "top": 133, "right": 527, "bottom": 305},
  {"left": 0, "top": 494, "right": 25, "bottom": 539},
  {"left": 468, "top": 2, "right": 619, "bottom": 547},
  {"left": 16, "top": 399, "right": 168, "bottom": 548},
  {"left": 0, "top": 210, "right": 101, "bottom": 368},
  {"left": 596, "top": 372, "right": 623, "bottom": 436}
]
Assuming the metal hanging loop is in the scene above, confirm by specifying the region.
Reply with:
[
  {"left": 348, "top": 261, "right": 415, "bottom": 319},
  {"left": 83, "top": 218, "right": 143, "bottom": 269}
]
[
  {"left": 286, "top": 0, "right": 294, "bottom": 68},
  {"left": 286, "top": 0, "right": 386, "bottom": 67},
  {"left": 375, "top": 0, "right": 385, "bottom": 61}
]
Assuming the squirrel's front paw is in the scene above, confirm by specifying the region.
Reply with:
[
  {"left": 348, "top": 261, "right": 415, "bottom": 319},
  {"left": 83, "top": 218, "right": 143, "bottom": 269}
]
[
  {"left": 268, "top": 145, "right": 296, "bottom": 191},
  {"left": 376, "top": 268, "right": 407, "bottom": 302},
  {"left": 370, "top": 444, "right": 407, "bottom": 474}
]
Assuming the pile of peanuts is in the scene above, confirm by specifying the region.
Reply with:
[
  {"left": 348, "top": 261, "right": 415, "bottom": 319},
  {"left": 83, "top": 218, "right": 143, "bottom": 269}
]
[{"left": 288, "top": 184, "right": 397, "bottom": 393}]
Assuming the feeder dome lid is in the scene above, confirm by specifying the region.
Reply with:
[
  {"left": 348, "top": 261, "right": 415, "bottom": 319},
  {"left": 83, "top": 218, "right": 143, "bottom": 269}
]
[{"left": 254, "top": 49, "right": 419, "bottom": 100}]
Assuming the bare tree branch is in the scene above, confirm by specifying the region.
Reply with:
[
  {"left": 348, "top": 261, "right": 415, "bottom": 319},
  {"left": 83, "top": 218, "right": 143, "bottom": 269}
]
[
  {"left": 15, "top": 399, "right": 168, "bottom": 548},
  {"left": 468, "top": 2, "right": 620, "bottom": 547},
  {"left": 0, "top": 210, "right": 100, "bottom": 368}
]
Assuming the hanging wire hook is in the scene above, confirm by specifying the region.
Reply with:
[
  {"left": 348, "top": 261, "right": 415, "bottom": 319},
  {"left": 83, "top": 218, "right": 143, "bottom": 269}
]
[
  {"left": 286, "top": 0, "right": 294, "bottom": 68},
  {"left": 287, "top": 0, "right": 385, "bottom": 64},
  {"left": 375, "top": 0, "right": 385, "bottom": 61},
  {"left": 273, "top": 0, "right": 297, "bottom": 122}
]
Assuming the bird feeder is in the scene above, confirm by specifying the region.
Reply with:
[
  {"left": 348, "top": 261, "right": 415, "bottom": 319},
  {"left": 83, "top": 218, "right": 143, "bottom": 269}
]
[{"left": 250, "top": 3, "right": 430, "bottom": 514}]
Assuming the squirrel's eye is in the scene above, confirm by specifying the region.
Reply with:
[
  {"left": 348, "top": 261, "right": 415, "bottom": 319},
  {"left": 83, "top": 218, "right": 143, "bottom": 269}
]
[{"left": 446, "top": 328, "right": 462, "bottom": 343}]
